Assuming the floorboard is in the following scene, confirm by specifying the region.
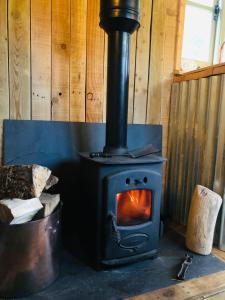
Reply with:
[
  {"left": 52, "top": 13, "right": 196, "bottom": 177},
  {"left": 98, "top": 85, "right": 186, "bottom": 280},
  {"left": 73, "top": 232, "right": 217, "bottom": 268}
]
[{"left": 128, "top": 270, "right": 225, "bottom": 300}]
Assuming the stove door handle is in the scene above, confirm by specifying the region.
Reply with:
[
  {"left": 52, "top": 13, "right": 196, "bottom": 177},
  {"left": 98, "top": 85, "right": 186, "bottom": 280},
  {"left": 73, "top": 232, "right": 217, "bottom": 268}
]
[{"left": 108, "top": 212, "right": 137, "bottom": 253}]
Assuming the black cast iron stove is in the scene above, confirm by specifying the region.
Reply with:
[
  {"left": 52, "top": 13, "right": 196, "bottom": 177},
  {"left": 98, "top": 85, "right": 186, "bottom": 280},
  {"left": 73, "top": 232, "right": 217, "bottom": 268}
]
[{"left": 79, "top": 0, "right": 164, "bottom": 267}]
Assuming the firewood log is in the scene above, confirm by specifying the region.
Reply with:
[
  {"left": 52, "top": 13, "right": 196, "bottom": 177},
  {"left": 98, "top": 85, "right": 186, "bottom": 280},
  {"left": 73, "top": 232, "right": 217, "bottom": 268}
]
[
  {"left": 186, "top": 185, "right": 222, "bottom": 255},
  {"left": 40, "top": 193, "right": 60, "bottom": 217},
  {"left": 0, "top": 165, "right": 51, "bottom": 200},
  {"left": 0, "top": 198, "right": 43, "bottom": 225},
  {"left": 44, "top": 175, "right": 59, "bottom": 190}
]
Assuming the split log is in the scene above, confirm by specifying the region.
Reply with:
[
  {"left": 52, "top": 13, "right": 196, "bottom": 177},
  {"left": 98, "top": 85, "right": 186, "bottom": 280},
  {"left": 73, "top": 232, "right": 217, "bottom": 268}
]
[
  {"left": 44, "top": 175, "right": 59, "bottom": 190},
  {"left": 0, "top": 198, "right": 43, "bottom": 225},
  {"left": 186, "top": 185, "right": 222, "bottom": 255},
  {"left": 0, "top": 165, "right": 51, "bottom": 200},
  {"left": 40, "top": 193, "right": 60, "bottom": 217}
]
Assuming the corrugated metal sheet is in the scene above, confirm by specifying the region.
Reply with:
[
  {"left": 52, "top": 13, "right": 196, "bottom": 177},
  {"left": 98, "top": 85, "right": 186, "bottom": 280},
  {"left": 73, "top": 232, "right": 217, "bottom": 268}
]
[{"left": 168, "top": 75, "right": 225, "bottom": 230}]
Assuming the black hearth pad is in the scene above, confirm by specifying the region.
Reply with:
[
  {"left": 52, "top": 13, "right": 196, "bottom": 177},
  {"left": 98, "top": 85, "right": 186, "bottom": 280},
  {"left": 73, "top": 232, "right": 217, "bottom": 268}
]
[{"left": 19, "top": 230, "right": 225, "bottom": 300}]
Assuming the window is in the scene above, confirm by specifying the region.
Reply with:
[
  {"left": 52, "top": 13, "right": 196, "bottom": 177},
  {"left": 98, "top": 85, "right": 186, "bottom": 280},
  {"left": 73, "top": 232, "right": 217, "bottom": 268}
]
[{"left": 181, "top": 0, "right": 224, "bottom": 71}]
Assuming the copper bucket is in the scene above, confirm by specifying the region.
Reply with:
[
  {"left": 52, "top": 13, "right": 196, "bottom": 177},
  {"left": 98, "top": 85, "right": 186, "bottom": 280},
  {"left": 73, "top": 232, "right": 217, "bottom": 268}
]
[{"left": 0, "top": 205, "right": 61, "bottom": 298}]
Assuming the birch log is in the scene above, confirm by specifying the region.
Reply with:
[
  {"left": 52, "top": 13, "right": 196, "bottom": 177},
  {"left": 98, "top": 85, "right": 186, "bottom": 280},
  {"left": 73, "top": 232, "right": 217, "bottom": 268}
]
[
  {"left": 186, "top": 185, "right": 222, "bottom": 255},
  {"left": 0, "top": 198, "right": 43, "bottom": 224},
  {"left": 44, "top": 175, "right": 59, "bottom": 190},
  {"left": 0, "top": 165, "right": 51, "bottom": 199},
  {"left": 40, "top": 193, "right": 60, "bottom": 217}
]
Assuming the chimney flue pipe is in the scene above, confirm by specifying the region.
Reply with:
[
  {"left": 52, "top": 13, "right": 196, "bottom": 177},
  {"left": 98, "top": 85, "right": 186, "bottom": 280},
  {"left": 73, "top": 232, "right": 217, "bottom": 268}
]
[{"left": 100, "top": 0, "right": 140, "bottom": 155}]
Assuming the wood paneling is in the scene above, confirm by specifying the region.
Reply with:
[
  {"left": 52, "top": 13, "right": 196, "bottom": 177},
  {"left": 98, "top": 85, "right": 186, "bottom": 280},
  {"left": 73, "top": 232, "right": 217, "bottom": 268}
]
[
  {"left": 0, "top": 0, "right": 181, "bottom": 192},
  {"left": 70, "top": 0, "right": 87, "bottom": 122},
  {"left": 31, "top": 0, "right": 51, "bottom": 120},
  {"left": 128, "top": 32, "right": 137, "bottom": 124},
  {"left": 85, "top": 0, "right": 105, "bottom": 123},
  {"left": 8, "top": 0, "right": 30, "bottom": 120},
  {"left": 147, "top": 0, "right": 166, "bottom": 125},
  {"left": 147, "top": 0, "right": 179, "bottom": 162},
  {"left": 161, "top": 0, "right": 180, "bottom": 200},
  {"left": 174, "top": 0, "right": 186, "bottom": 71},
  {"left": 52, "top": 0, "right": 70, "bottom": 121},
  {"left": 133, "top": 0, "right": 152, "bottom": 124},
  {"left": 103, "top": 34, "right": 108, "bottom": 123},
  {"left": 0, "top": 0, "right": 9, "bottom": 163}
]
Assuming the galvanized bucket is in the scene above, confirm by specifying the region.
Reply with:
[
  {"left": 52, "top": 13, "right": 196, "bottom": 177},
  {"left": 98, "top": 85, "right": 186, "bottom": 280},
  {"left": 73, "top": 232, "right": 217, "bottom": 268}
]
[{"left": 0, "top": 205, "right": 61, "bottom": 298}]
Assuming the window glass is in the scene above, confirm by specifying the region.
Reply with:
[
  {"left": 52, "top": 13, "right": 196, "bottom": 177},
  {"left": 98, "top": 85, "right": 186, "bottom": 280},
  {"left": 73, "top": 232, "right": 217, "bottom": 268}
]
[{"left": 182, "top": 5, "right": 214, "bottom": 62}]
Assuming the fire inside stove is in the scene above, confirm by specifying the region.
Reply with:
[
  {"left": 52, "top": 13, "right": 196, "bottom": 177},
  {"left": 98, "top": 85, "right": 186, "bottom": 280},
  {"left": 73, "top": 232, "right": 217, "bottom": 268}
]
[{"left": 116, "top": 190, "right": 152, "bottom": 226}]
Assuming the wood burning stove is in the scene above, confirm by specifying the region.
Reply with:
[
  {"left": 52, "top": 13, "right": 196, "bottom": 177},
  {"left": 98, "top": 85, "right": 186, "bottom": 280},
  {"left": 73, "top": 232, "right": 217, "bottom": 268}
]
[
  {"left": 79, "top": 0, "right": 164, "bottom": 266},
  {"left": 80, "top": 155, "right": 163, "bottom": 266}
]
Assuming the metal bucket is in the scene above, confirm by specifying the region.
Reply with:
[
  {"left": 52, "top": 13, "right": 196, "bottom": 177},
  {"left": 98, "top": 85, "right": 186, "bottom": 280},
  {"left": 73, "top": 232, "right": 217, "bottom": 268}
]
[{"left": 0, "top": 205, "right": 61, "bottom": 298}]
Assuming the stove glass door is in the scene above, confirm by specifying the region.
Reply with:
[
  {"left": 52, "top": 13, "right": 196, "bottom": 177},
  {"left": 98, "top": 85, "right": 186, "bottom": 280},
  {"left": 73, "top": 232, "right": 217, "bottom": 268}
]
[{"left": 116, "top": 189, "right": 152, "bottom": 226}]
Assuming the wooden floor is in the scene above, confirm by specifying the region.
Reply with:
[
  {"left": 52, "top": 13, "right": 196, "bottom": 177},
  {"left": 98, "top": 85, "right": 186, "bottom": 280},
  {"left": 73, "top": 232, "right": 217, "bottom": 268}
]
[
  {"left": 128, "top": 270, "right": 225, "bottom": 299},
  {"left": 128, "top": 225, "right": 225, "bottom": 300}
]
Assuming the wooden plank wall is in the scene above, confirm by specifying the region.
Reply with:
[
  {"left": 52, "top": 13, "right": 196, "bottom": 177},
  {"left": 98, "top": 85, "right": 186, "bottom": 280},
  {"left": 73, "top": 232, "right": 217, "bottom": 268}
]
[
  {"left": 0, "top": 0, "right": 181, "bottom": 167},
  {"left": 0, "top": 0, "right": 9, "bottom": 161},
  {"left": 8, "top": 0, "right": 31, "bottom": 120},
  {"left": 168, "top": 75, "right": 225, "bottom": 225}
]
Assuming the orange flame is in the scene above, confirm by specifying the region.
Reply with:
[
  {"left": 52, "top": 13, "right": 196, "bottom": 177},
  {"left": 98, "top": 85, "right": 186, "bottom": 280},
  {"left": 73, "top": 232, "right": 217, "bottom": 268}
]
[{"left": 116, "top": 189, "right": 152, "bottom": 226}]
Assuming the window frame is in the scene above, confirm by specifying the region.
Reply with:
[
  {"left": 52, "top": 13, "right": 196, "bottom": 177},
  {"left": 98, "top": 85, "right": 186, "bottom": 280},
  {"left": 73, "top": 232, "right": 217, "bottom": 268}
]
[{"left": 181, "top": 0, "right": 221, "bottom": 70}]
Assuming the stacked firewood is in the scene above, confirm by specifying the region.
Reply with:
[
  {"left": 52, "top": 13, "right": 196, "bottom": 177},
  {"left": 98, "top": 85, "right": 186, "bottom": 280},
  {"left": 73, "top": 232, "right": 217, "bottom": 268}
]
[{"left": 0, "top": 165, "right": 60, "bottom": 225}]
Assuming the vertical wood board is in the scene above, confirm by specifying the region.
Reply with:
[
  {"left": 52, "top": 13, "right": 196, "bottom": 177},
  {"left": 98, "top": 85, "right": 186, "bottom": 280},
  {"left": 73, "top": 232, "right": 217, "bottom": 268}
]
[
  {"left": 103, "top": 34, "right": 108, "bottom": 123},
  {"left": 85, "top": 0, "right": 105, "bottom": 123},
  {"left": 174, "top": 0, "right": 186, "bottom": 71},
  {"left": 0, "top": 0, "right": 9, "bottom": 163},
  {"left": 31, "top": 0, "right": 51, "bottom": 120},
  {"left": 128, "top": 32, "right": 137, "bottom": 124},
  {"left": 146, "top": 0, "right": 166, "bottom": 124},
  {"left": 8, "top": 0, "right": 31, "bottom": 120},
  {"left": 161, "top": 0, "right": 180, "bottom": 157},
  {"left": 160, "top": 0, "right": 180, "bottom": 202},
  {"left": 133, "top": 0, "right": 152, "bottom": 124},
  {"left": 0, "top": 0, "right": 9, "bottom": 119},
  {"left": 52, "top": 0, "right": 70, "bottom": 121},
  {"left": 70, "top": 0, "right": 87, "bottom": 122}
]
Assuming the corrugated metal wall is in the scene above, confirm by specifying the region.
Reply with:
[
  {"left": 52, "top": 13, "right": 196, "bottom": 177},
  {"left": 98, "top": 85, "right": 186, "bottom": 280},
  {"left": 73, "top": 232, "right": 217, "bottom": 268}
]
[{"left": 168, "top": 75, "right": 225, "bottom": 226}]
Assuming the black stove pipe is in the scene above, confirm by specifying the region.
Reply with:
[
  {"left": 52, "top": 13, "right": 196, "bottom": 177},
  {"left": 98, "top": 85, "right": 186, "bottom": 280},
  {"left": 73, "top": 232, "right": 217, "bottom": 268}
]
[{"left": 100, "top": 0, "right": 140, "bottom": 155}]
